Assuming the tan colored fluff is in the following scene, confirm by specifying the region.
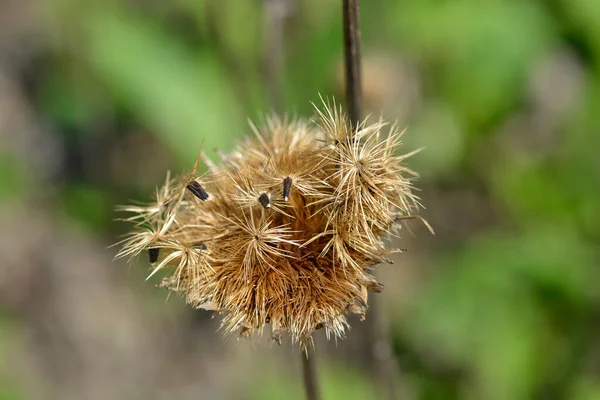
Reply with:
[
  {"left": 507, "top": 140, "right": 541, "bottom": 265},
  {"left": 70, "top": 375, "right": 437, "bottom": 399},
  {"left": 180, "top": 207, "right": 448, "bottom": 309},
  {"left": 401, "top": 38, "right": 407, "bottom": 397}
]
[{"left": 116, "top": 102, "right": 431, "bottom": 349}]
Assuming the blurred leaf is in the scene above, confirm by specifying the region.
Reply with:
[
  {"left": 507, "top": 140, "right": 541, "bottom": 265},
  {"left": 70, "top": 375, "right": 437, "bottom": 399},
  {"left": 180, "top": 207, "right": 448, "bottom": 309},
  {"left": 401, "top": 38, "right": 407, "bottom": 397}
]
[
  {"left": 407, "top": 101, "right": 466, "bottom": 178},
  {"left": 561, "top": 76, "right": 600, "bottom": 235},
  {"left": 390, "top": 1, "right": 554, "bottom": 128},
  {"left": 561, "top": 0, "right": 600, "bottom": 61},
  {"left": 174, "top": 0, "right": 208, "bottom": 21},
  {"left": 489, "top": 78, "right": 600, "bottom": 234},
  {"left": 493, "top": 162, "right": 575, "bottom": 223},
  {"left": 81, "top": 6, "right": 244, "bottom": 162},
  {"left": 0, "top": 154, "right": 28, "bottom": 202},
  {"left": 41, "top": 65, "right": 95, "bottom": 131},
  {"left": 208, "top": 0, "right": 261, "bottom": 65},
  {"left": 61, "top": 184, "right": 111, "bottom": 229},
  {"left": 401, "top": 227, "right": 596, "bottom": 399},
  {"left": 285, "top": 15, "right": 341, "bottom": 113},
  {"left": 0, "top": 317, "right": 25, "bottom": 400},
  {"left": 571, "top": 377, "right": 600, "bottom": 400}
]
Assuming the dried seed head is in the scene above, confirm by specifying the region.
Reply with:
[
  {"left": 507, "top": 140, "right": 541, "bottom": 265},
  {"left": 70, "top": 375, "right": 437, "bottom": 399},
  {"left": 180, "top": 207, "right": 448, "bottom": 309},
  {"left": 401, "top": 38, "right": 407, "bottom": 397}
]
[{"left": 116, "top": 101, "right": 430, "bottom": 350}]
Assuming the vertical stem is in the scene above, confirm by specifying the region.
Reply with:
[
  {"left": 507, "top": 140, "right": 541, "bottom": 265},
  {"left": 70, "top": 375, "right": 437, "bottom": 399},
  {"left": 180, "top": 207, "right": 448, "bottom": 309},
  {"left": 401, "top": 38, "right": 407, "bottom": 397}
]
[
  {"left": 365, "top": 294, "right": 401, "bottom": 399},
  {"left": 262, "top": 0, "right": 290, "bottom": 114},
  {"left": 343, "top": 0, "right": 363, "bottom": 126},
  {"left": 342, "top": 1, "right": 402, "bottom": 399},
  {"left": 301, "top": 351, "right": 321, "bottom": 400}
]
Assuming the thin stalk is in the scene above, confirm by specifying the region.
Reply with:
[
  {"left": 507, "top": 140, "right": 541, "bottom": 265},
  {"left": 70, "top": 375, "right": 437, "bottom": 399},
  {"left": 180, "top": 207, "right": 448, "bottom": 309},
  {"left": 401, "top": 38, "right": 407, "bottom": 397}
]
[
  {"left": 301, "top": 351, "right": 321, "bottom": 400},
  {"left": 262, "top": 0, "right": 289, "bottom": 113},
  {"left": 342, "top": 1, "right": 403, "bottom": 398},
  {"left": 364, "top": 294, "right": 401, "bottom": 399},
  {"left": 343, "top": 0, "right": 362, "bottom": 127}
]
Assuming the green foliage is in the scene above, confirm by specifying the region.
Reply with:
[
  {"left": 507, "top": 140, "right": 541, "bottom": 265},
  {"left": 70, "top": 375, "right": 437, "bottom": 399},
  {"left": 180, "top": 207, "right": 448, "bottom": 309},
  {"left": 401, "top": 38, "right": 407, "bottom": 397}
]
[
  {"left": 2, "top": 0, "right": 598, "bottom": 398},
  {"left": 83, "top": 7, "right": 244, "bottom": 162},
  {"left": 402, "top": 227, "right": 596, "bottom": 399},
  {"left": 390, "top": 1, "right": 555, "bottom": 128},
  {"left": 0, "top": 318, "right": 25, "bottom": 400},
  {"left": 0, "top": 154, "right": 28, "bottom": 202},
  {"left": 255, "top": 363, "right": 380, "bottom": 400},
  {"left": 61, "top": 184, "right": 112, "bottom": 230}
]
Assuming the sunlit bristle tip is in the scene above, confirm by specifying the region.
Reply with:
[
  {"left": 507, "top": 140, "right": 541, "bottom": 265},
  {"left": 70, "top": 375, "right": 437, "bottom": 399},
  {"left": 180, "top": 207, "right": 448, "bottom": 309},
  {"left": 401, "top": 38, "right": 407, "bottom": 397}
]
[{"left": 116, "top": 100, "right": 430, "bottom": 349}]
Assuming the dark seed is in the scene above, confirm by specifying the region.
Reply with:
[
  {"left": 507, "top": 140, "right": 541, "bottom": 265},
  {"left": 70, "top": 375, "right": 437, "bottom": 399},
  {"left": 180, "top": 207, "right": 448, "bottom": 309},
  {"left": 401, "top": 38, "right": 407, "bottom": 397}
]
[
  {"left": 149, "top": 248, "right": 159, "bottom": 264},
  {"left": 186, "top": 181, "right": 209, "bottom": 201},
  {"left": 258, "top": 192, "right": 271, "bottom": 208},
  {"left": 282, "top": 177, "right": 292, "bottom": 201},
  {"left": 193, "top": 242, "right": 207, "bottom": 250}
]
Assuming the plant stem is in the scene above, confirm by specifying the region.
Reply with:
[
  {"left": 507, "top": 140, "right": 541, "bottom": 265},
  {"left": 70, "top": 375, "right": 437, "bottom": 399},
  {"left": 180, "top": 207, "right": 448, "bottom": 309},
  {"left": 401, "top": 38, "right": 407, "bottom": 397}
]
[
  {"left": 262, "top": 0, "right": 290, "bottom": 113},
  {"left": 365, "top": 294, "right": 402, "bottom": 399},
  {"left": 343, "top": 0, "right": 362, "bottom": 126},
  {"left": 342, "top": 1, "right": 403, "bottom": 399},
  {"left": 301, "top": 350, "right": 321, "bottom": 400}
]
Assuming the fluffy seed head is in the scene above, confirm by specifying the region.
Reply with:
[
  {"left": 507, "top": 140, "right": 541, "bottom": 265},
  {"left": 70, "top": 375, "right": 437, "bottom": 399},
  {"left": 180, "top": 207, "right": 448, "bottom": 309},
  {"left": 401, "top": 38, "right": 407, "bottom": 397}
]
[{"left": 116, "top": 101, "right": 430, "bottom": 349}]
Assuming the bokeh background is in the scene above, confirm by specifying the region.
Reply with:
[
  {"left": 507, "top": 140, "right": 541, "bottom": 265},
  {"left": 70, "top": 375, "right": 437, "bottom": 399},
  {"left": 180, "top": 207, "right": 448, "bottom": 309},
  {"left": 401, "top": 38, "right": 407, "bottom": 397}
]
[{"left": 1, "top": 0, "right": 599, "bottom": 399}]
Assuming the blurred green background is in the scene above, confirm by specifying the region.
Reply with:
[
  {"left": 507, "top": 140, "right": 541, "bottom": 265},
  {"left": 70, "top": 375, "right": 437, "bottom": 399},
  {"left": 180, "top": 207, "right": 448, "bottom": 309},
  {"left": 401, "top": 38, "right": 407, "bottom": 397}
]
[{"left": 0, "top": 0, "right": 599, "bottom": 399}]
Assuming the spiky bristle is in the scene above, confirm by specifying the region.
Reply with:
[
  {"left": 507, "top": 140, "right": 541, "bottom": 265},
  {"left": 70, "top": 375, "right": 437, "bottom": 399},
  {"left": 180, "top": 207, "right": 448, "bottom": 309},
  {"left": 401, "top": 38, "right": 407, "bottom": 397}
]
[{"left": 116, "top": 102, "right": 428, "bottom": 349}]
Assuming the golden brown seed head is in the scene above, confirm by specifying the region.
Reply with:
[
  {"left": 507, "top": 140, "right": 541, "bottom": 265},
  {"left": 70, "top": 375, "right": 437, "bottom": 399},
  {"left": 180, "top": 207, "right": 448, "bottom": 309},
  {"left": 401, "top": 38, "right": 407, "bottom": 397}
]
[{"left": 116, "top": 102, "right": 427, "bottom": 349}]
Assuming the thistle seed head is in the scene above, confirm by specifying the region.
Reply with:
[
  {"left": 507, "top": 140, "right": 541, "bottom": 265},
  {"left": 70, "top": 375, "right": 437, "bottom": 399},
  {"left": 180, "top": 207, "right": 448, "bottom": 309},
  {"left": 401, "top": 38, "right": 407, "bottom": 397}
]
[{"left": 116, "top": 102, "right": 429, "bottom": 349}]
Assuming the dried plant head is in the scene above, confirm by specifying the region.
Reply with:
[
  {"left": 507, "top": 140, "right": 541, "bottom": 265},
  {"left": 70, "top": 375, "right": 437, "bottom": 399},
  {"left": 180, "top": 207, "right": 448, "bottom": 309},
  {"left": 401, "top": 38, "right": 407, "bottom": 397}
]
[{"left": 116, "top": 100, "right": 432, "bottom": 351}]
